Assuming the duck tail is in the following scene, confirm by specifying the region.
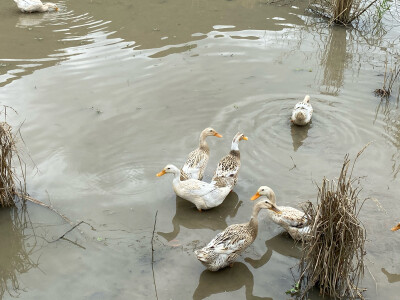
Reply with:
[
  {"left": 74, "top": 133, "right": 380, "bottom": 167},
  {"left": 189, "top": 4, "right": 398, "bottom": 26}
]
[
  {"left": 303, "top": 95, "right": 311, "bottom": 103},
  {"left": 195, "top": 249, "right": 208, "bottom": 261}
]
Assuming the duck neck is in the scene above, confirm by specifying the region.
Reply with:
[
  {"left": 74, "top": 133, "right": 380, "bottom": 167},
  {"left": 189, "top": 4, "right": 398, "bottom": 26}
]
[
  {"left": 230, "top": 140, "right": 240, "bottom": 157},
  {"left": 171, "top": 168, "right": 181, "bottom": 185},
  {"left": 248, "top": 204, "right": 262, "bottom": 237},
  {"left": 199, "top": 132, "right": 209, "bottom": 151}
]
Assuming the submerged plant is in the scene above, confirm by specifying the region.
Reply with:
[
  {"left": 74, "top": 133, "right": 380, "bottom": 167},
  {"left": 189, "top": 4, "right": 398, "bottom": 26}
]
[
  {"left": 0, "top": 206, "right": 37, "bottom": 298},
  {"left": 297, "top": 149, "right": 368, "bottom": 299},
  {"left": 375, "top": 55, "right": 400, "bottom": 98}
]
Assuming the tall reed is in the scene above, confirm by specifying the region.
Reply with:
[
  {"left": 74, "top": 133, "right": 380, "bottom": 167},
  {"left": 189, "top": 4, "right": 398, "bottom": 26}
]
[
  {"left": 298, "top": 149, "right": 368, "bottom": 299},
  {"left": 0, "top": 107, "right": 26, "bottom": 207}
]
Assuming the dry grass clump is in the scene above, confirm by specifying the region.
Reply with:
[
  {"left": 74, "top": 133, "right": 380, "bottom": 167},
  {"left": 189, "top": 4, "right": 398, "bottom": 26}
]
[
  {"left": 309, "top": 0, "right": 380, "bottom": 25},
  {"left": 0, "top": 107, "right": 26, "bottom": 207},
  {"left": 298, "top": 150, "right": 368, "bottom": 299}
]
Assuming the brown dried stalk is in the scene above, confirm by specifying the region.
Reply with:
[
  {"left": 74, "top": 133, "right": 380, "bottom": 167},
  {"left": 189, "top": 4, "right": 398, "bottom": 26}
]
[
  {"left": 298, "top": 147, "right": 368, "bottom": 299},
  {"left": 0, "top": 106, "right": 26, "bottom": 207},
  {"left": 375, "top": 56, "right": 400, "bottom": 98}
]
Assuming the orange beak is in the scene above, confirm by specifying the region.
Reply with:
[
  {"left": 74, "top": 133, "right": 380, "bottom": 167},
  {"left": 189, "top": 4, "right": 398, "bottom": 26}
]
[
  {"left": 250, "top": 192, "right": 260, "bottom": 201},
  {"left": 269, "top": 206, "right": 282, "bottom": 214},
  {"left": 156, "top": 170, "right": 166, "bottom": 177},
  {"left": 242, "top": 136, "right": 248, "bottom": 141},
  {"left": 391, "top": 223, "right": 400, "bottom": 231},
  {"left": 55, "top": 7, "right": 59, "bottom": 11},
  {"left": 214, "top": 132, "right": 223, "bottom": 138}
]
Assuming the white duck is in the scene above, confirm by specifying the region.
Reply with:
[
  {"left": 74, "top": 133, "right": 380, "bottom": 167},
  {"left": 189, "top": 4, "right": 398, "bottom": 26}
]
[
  {"left": 291, "top": 95, "right": 313, "bottom": 126},
  {"left": 180, "top": 127, "right": 222, "bottom": 181},
  {"left": 195, "top": 199, "right": 282, "bottom": 271},
  {"left": 212, "top": 132, "right": 248, "bottom": 188},
  {"left": 157, "top": 164, "right": 231, "bottom": 211},
  {"left": 251, "top": 186, "right": 310, "bottom": 241},
  {"left": 14, "top": 0, "right": 58, "bottom": 13}
]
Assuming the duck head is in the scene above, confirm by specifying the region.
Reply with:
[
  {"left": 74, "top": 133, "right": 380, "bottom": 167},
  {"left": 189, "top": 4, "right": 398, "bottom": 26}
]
[
  {"left": 202, "top": 127, "right": 223, "bottom": 138},
  {"left": 250, "top": 186, "right": 281, "bottom": 214},
  {"left": 156, "top": 164, "right": 180, "bottom": 177}
]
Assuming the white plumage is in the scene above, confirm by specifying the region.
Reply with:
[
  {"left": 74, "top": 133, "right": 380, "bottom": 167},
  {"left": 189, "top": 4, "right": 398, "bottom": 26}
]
[
  {"left": 291, "top": 95, "right": 313, "bottom": 126},
  {"left": 14, "top": 0, "right": 58, "bottom": 13},
  {"left": 157, "top": 164, "right": 232, "bottom": 211},
  {"left": 251, "top": 186, "right": 310, "bottom": 241},
  {"left": 180, "top": 127, "right": 222, "bottom": 181}
]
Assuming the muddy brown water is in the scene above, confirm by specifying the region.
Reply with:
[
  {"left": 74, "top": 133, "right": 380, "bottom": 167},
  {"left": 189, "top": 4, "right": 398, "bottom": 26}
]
[{"left": 1, "top": 0, "right": 400, "bottom": 299}]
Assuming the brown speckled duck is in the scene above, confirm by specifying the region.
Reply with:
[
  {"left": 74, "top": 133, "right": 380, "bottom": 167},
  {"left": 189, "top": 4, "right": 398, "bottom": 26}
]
[
  {"left": 251, "top": 186, "right": 310, "bottom": 241},
  {"left": 212, "top": 132, "right": 247, "bottom": 188},
  {"left": 195, "top": 199, "right": 281, "bottom": 271},
  {"left": 180, "top": 127, "right": 222, "bottom": 181}
]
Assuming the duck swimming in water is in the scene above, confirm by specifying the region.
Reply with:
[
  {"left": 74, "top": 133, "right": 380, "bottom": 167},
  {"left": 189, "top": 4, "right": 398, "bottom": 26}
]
[
  {"left": 212, "top": 132, "right": 248, "bottom": 188},
  {"left": 157, "top": 164, "right": 232, "bottom": 211},
  {"left": 291, "top": 95, "right": 313, "bottom": 126},
  {"left": 180, "top": 127, "right": 222, "bottom": 181},
  {"left": 251, "top": 186, "right": 310, "bottom": 241},
  {"left": 195, "top": 199, "right": 281, "bottom": 271},
  {"left": 14, "top": 0, "right": 58, "bottom": 13}
]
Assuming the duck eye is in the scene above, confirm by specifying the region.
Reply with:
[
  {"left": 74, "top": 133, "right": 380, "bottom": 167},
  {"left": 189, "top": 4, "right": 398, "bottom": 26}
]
[
  {"left": 209, "top": 130, "right": 213, "bottom": 132},
  {"left": 167, "top": 168, "right": 170, "bottom": 170}
]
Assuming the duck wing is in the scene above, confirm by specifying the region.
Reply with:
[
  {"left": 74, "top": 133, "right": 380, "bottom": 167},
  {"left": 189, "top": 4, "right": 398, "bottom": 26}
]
[
  {"left": 181, "top": 148, "right": 208, "bottom": 180},
  {"left": 179, "top": 179, "right": 219, "bottom": 197},
  {"left": 205, "top": 224, "right": 251, "bottom": 255},
  {"left": 213, "top": 153, "right": 240, "bottom": 179}
]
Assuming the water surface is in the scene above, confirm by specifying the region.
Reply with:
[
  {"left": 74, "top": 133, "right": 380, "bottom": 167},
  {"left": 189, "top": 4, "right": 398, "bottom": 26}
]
[{"left": 0, "top": 0, "right": 400, "bottom": 299}]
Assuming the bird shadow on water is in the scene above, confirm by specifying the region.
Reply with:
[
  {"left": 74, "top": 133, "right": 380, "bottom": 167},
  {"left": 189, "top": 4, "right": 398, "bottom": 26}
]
[
  {"left": 193, "top": 262, "right": 273, "bottom": 300},
  {"left": 157, "top": 191, "right": 242, "bottom": 242},
  {"left": 244, "top": 232, "right": 302, "bottom": 269},
  {"left": 381, "top": 268, "right": 400, "bottom": 283},
  {"left": 0, "top": 205, "right": 38, "bottom": 298},
  {"left": 290, "top": 123, "right": 311, "bottom": 152}
]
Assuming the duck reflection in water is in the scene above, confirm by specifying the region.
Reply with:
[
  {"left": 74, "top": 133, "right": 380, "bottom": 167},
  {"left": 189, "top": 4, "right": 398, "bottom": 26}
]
[
  {"left": 0, "top": 208, "right": 37, "bottom": 298},
  {"left": 290, "top": 123, "right": 310, "bottom": 152},
  {"left": 382, "top": 268, "right": 400, "bottom": 283},
  {"left": 158, "top": 191, "right": 242, "bottom": 242},
  {"left": 244, "top": 232, "right": 302, "bottom": 269},
  {"left": 193, "top": 262, "right": 272, "bottom": 300}
]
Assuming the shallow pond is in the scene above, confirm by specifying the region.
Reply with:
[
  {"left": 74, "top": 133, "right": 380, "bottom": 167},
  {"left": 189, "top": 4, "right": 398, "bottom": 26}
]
[{"left": 1, "top": 0, "right": 400, "bottom": 299}]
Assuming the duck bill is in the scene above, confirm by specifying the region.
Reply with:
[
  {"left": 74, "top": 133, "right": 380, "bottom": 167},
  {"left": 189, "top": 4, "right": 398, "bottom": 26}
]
[
  {"left": 391, "top": 223, "right": 400, "bottom": 231},
  {"left": 241, "top": 136, "right": 248, "bottom": 141},
  {"left": 156, "top": 170, "right": 166, "bottom": 177},
  {"left": 250, "top": 192, "right": 260, "bottom": 201},
  {"left": 214, "top": 133, "right": 223, "bottom": 138},
  {"left": 269, "top": 206, "right": 282, "bottom": 214}
]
